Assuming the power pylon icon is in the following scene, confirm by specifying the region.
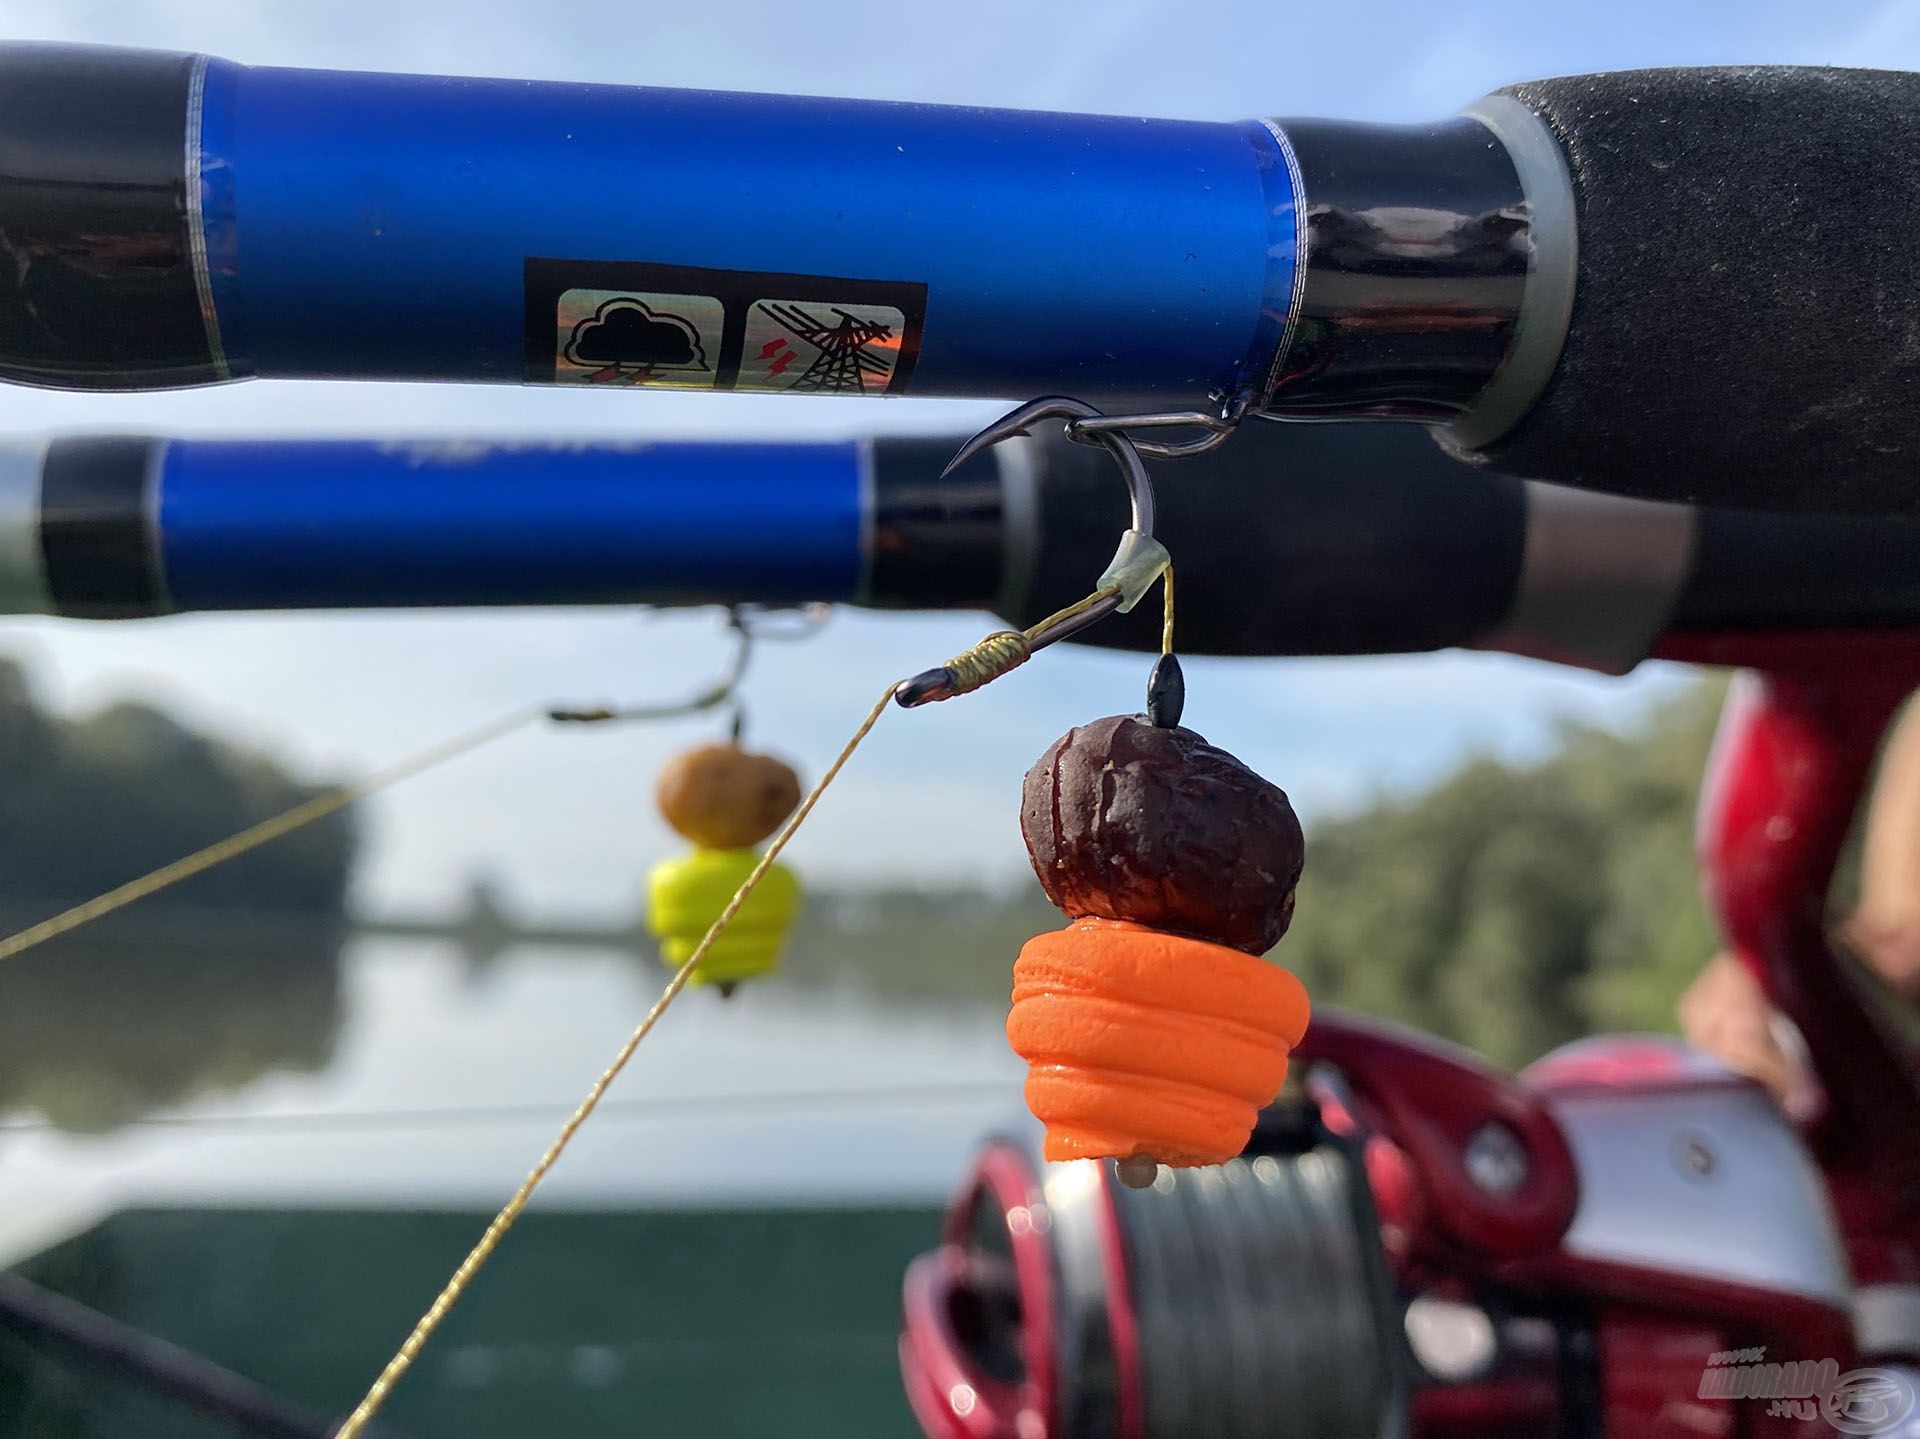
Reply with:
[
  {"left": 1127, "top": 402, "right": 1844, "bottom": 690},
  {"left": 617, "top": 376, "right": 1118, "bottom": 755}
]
[{"left": 757, "top": 304, "right": 896, "bottom": 393}]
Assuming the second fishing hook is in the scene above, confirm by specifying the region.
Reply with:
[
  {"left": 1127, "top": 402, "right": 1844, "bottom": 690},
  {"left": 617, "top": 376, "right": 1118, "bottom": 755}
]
[{"left": 549, "top": 603, "right": 826, "bottom": 729}]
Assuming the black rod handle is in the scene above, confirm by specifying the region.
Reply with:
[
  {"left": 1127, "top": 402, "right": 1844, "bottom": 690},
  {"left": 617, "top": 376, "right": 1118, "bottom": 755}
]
[{"left": 1441, "top": 66, "right": 1920, "bottom": 513}]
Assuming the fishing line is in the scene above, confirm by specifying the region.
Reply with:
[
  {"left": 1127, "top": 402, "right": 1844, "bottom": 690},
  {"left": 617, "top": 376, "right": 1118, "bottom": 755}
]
[
  {"left": 0, "top": 1080, "right": 1022, "bottom": 1137},
  {"left": 0, "top": 705, "right": 547, "bottom": 968},
  {"left": 0, "top": 611, "right": 777, "bottom": 968},
  {"left": 332, "top": 575, "right": 1169, "bottom": 1439},
  {"left": 0, "top": 415, "right": 1175, "bottom": 1434},
  {"left": 330, "top": 681, "right": 893, "bottom": 1439}
]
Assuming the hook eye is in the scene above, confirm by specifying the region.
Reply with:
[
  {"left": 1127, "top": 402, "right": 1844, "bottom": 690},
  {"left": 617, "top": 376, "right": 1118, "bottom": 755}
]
[{"left": 1061, "top": 391, "right": 1252, "bottom": 460}]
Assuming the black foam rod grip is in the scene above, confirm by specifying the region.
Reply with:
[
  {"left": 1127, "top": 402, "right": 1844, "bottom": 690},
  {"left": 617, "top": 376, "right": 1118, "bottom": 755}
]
[{"left": 1445, "top": 67, "right": 1920, "bottom": 514}]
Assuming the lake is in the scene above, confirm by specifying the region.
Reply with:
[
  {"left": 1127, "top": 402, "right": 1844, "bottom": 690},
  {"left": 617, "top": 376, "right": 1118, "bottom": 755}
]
[{"left": 0, "top": 932, "right": 1032, "bottom": 1438}]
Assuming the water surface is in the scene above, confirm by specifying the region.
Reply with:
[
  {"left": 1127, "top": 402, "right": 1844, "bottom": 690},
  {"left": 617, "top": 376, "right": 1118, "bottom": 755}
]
[{"left": 0, "top": 932, "right": 1028, "bottom": 1256}]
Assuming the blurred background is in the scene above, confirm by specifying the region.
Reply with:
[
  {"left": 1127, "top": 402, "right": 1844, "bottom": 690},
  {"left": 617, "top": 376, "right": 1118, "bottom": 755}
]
[{"left": 0, "top": 2, "right": 1909, "bottom": 1435}]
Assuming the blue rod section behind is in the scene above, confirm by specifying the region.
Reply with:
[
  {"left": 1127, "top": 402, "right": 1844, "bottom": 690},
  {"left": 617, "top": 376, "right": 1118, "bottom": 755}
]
[
  {"left": 158, "top": 439, "right": 868, "bottom": 611},
  {"left": 193, "top": 57, "right": 1297, "bottom": 407}
]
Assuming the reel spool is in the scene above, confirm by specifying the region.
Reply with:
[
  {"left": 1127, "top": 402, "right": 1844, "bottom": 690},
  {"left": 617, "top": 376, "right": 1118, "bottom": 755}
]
[{"left": 901, "top": 1128, "right": 1408, "bottom": 1439}]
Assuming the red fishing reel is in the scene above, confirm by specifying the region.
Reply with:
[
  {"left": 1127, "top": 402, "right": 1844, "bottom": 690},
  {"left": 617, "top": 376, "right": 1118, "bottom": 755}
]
[
  {"left": 902, "top": 1014, "right": 1886, "bottom": 1439},
  {"left": 905, "top": 625, "right": 1920, "bottom": 1439}
]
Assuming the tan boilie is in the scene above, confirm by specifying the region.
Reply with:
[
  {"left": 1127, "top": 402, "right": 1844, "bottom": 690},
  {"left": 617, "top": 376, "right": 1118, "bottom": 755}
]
[
  {"left": 649, "top": 742, "right": 804, "bottom": 989},
  {"left": 655, "top": 742, "right": 803, "bottom": 850}
]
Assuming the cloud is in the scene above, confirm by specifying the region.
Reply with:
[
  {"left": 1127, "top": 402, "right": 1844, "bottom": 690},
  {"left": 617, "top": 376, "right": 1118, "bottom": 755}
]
[{"left": 563, "top": 299, "right": 707, "bottom": 372}]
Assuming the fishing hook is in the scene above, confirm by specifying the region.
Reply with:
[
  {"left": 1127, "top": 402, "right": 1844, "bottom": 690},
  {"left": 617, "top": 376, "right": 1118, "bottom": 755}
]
[
  {"left": 894, "top": 397, "right": 1169, "bottom": 707},
  {"left": 548, "top": 605, "right": 806, "bottom": 727}
]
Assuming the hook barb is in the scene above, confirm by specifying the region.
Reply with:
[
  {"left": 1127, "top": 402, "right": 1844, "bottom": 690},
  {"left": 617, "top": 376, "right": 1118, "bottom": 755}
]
[
  {"left": 941, "top": 397, "right": 1156, "bottom": 536},
  {"left": 939, "top": 396, "right": 1107, "bottom": 480}
]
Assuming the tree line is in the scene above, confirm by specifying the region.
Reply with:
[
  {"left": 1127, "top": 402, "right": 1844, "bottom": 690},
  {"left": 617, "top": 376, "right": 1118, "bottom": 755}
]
[
  {"left": 768, "top": 679, "right": 1739, "bottom": 1070},
  {"left": 0, "top": 658, "right": 352, "bottom": 918}
]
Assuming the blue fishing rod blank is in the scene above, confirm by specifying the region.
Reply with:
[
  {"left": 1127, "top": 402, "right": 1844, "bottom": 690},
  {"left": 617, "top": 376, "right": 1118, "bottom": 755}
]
[
  {"left": 8, "top": 435, "right": 1000, "bottom": 619},
  {"left": 0, "top": 47, "right": 1300, "bottom": 412}
]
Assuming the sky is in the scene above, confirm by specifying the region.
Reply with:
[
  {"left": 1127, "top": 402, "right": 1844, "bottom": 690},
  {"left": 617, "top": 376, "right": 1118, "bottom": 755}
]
[{"left": 0, "top": 0, "right": 1909, "bottom": 920}]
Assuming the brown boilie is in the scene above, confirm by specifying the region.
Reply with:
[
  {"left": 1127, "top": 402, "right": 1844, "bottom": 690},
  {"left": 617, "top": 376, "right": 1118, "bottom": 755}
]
[{"left": 1019, "top": 714, "right": 1305, "bottom": 955}]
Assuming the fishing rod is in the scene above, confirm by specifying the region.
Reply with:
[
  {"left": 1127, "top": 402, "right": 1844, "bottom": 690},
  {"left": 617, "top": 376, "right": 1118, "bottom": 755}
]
[
  {"left": 9, "top": 424, "right": 1920, "bottom": 678},
  {"left": 4, "top": 46, "right": 1918, "bottom": 511},
  {"left": 0, "top": 1271, "right": 416, "bottom": 1439}
]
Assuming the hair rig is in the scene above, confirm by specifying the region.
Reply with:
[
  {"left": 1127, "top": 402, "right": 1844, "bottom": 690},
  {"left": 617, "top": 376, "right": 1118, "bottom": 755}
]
[{"left": 899, "top": 396, "right": 1312, "bottom": 1190}]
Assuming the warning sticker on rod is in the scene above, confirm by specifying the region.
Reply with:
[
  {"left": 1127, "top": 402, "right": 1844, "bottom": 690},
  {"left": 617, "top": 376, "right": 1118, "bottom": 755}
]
[
  {"left": 739, "top": 299, "right": 908, "bottom": 393},
  {"left": 555, "top": 290, "right": 725, "bottom": 388},
  {"left": 526, "top": 259, "right": 924, "bottom": 395}
]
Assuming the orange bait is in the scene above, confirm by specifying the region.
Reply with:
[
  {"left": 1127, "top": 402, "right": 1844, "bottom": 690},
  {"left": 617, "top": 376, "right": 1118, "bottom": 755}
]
[
  {"left": 1013, "top": 714, "right": 1308, "bottom": 1174},
  {"left": 1009, "top": 917, "right": 1309, "bottom": 1167}
]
